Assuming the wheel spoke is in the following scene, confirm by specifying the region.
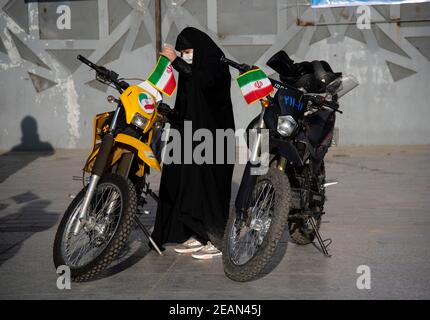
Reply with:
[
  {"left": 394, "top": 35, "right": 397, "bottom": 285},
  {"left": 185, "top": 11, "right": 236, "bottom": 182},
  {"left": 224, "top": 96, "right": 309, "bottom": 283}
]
[
  {"left": 229, "top": 180, "right": 275, "bottom": 266},
  {"left": 61, "top": 182, "right": 124, "bottom": 268}
]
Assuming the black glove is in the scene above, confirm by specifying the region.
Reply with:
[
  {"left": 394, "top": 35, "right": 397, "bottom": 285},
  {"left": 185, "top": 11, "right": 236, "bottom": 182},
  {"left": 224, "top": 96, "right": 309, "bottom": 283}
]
[
  {"left": 158, "top": 102, "right": 172, "bottom": 117},
  {"left": 157, "top": 102, "right": 181, "bottom": 124}
]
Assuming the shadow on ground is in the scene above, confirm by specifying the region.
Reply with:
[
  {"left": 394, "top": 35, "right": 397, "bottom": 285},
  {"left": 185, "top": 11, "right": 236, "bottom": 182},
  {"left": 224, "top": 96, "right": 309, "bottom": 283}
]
[
  {"left": 0, "top": 193, "right": 58, "bottom": 266},
  {"left": 93, "top": 230, "right": 152, "bottom": 281},
  {"left": 0, "top": 116, "right": 54, "bottom": 184}
]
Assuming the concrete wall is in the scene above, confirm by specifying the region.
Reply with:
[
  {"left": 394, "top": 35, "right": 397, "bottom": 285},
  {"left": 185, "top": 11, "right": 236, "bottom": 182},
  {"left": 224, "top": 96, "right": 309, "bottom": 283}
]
[{"left": 0, "top": 0, "right": 429, "bottom": 150}]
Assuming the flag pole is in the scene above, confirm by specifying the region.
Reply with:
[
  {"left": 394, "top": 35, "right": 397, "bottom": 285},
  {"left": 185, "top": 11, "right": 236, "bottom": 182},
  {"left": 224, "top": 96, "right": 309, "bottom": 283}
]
[{"left": 155, "top": 0, "right": 162, "bottom": 61}]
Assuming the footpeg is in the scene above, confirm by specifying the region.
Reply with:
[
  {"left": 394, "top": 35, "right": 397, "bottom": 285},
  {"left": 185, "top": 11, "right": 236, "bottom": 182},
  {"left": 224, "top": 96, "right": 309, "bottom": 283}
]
[
  {"left": 323, "top": 180, "right": 338, "bottom": 188},
  {"left": 137, "top": 207, "right": 151, "bottom": 215}
]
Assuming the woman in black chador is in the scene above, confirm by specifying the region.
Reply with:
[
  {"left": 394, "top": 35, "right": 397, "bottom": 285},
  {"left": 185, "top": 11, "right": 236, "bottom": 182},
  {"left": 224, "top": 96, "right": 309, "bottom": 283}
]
[{"left": 151, "top": 27, "right": 235, "bottom": 259}]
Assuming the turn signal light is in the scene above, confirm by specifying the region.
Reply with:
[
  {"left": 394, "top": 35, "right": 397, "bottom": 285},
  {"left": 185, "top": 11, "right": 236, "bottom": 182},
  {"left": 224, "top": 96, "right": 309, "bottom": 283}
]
[{"left": 261, "top": 99, "right": 270, "bottom": 108}]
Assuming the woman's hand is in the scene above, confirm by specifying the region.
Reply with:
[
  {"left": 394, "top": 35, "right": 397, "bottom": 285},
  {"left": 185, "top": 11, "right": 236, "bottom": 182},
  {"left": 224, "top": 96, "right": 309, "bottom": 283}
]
[{"left": 160, "top": 45, "right": 177, "bottom": 62}]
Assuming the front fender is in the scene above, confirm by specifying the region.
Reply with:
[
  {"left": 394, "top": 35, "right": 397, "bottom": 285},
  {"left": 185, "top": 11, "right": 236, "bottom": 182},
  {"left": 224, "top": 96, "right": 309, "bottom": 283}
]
[
  {"left": 114, "top": 133, "right": 161, "bottom": 171},
  {"left": 84, "top": 133, "right": 161, "bottom": 175}
]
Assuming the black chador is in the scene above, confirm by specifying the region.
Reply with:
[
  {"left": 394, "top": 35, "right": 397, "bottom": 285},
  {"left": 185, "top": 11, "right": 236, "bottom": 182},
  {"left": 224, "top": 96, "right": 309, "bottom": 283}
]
[{"left": 151, "top": 27, "right": 235, "bottom": 248}]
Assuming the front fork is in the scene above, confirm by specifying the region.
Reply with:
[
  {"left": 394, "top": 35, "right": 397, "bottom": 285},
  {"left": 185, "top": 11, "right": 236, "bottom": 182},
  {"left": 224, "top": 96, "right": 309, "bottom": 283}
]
[
  {"left": 235, "top": 107, "right": 266, "bottom": 212},
  {"left": 250, "top": 108, "right": 266, "bottom": 163},
  {"left": 73, "top": 175, "right": 100, "bottom": 235},
  {"left": 73, "top": 106, "right": 121, "bottom": 235}
]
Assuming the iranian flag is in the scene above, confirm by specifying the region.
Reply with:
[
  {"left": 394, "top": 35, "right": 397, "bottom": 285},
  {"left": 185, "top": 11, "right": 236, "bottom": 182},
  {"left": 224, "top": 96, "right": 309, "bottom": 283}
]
[
  {"left": 237, "top": 68, "right": 273, "bottom": 104},
  {"left": 147, "top": 55, "right": 176, "bottom": 96},
  {"left": 138, "top": 80, "right": 162, "bottom": 103}
]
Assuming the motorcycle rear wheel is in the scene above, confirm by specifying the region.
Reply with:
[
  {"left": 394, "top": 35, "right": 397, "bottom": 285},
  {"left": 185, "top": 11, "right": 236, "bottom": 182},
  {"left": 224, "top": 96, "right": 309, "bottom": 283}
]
[
  {"left": 222, "top": 167, "right": 291, "bottom": 282},
  {"left": 53, "top": 173, "right": 136, "bottom": 282}
]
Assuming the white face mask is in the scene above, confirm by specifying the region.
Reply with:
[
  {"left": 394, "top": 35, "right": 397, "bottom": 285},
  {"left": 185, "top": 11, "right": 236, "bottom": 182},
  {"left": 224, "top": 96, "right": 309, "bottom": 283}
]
[{"left": 182, "top": 53, "right": 193, "bottom": 64}]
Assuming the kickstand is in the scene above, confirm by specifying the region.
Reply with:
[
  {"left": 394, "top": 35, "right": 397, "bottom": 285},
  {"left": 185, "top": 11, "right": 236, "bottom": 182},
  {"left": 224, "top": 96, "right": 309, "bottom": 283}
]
[
  {"left": 308, "top": 217, "right": 332, "bottom": 257},
  {"left": 134, "top": 216, "right": 163, "bottom": 256}
]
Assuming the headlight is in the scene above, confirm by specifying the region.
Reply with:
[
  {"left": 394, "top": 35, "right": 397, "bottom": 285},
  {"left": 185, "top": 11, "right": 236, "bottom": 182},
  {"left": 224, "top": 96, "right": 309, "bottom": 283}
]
[
  {"left": 131, "top": 113, "right": 149, "bottom": 130},
  {"left": 277, "top": 115, "right": 297, "bottom": 137}
]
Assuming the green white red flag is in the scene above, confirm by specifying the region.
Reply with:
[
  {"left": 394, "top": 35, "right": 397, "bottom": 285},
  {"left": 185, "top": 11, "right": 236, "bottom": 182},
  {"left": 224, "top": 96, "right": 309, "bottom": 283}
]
[
  {"left": 147, "top": 55, "right": 176, "bottom": 96},
  {"left": 237, "top": 68, "right": 273, "bottom": 104},
  {"left": 138, "top": 80, "right": 162, "bottom": 103}
]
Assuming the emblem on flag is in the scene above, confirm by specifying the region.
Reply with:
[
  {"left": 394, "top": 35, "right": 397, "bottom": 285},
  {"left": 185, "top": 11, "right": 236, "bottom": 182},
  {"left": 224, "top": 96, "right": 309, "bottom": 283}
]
[
  {"left": 147, "top": 55, "right": 177, "bottom": 96},
  {"left": 138, "top": 92, "right": 155, "bottom": 114},
  {"left": 237, "top": 68, "right": 274, "bottom": 104}
]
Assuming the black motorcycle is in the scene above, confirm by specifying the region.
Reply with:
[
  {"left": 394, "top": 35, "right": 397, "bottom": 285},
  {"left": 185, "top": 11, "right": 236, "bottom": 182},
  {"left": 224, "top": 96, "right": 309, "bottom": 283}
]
[{"left": 220, "top": 51, "right": 358, "bottom": 282}]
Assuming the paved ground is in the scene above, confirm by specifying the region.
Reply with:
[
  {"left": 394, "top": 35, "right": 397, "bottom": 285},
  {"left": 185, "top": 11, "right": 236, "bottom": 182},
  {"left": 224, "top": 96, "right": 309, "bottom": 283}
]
[{"left": 0, "top": 145, "right": 429, "bottom": 299}]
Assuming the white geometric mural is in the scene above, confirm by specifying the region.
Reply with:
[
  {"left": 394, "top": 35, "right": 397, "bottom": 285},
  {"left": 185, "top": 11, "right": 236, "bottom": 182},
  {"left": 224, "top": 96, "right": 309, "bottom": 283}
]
[
  {"left": 0, "top": 0, "right": 430, "bottom": 148},
  {"left": 2, "top": 0, "right": 429, "bottom": 92}
]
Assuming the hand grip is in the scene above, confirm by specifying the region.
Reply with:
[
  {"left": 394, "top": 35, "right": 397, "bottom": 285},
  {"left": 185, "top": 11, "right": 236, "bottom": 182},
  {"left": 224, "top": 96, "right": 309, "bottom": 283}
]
[
  {"left": 77, "top": 54, "right": 118, "bottom": 82},
  {"left": 305, "top": 94, "right": 342, "bottom": 113},
  {"left": 77, "top": 54, "right": 95, "bottom": 68},
  {"left": 220, "top": 56, "right": 252, "bottom": 73}
]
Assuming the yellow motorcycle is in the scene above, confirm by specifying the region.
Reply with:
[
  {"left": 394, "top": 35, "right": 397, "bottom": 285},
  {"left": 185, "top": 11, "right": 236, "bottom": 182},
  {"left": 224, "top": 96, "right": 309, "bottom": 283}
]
[{"left": 53, "top": 55, "right": 168, "bottom": 282}]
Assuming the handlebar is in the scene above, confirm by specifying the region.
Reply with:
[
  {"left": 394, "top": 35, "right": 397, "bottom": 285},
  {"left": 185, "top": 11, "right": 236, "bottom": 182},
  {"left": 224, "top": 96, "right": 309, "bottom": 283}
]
[
  {"left": 220, "top": 56, "right": 288, "bottom": 91},
  {"left": 220, "top": 56, "right": 253, "bottom": 74},
  {"left": 77, "top": 54, "right": 97, "bottom": 69},
  {"left": 304, "top": 93, "right": 342, "bottom": 114},
  {"left": 77, "top": 55, "right": 129, "bottom": 91},
  {"left": 219, "top": 56, "right": 342, "bottom": 114}
]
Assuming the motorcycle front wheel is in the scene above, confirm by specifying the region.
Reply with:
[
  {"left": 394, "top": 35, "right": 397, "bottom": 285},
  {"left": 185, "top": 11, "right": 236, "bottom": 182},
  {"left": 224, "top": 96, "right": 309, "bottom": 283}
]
[
  {"left": 53, "top": 173, "right": 136, "bottom": 282},
  {"left": 222, "top": 167, "right": 291, "bottom": 282}
]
